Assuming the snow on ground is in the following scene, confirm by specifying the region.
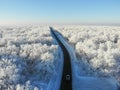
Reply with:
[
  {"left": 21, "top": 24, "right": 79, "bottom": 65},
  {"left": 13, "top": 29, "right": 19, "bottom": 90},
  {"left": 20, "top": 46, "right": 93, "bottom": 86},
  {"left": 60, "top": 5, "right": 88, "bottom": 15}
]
[
  {"left": 0, "top": 25, "right": 63, "bottom": 90},
  {"left": 1, "top": 24, "right": 120, "bottom": 90},
  {"left": 54, "top": 25, "right": 120, "bottom": 86}
]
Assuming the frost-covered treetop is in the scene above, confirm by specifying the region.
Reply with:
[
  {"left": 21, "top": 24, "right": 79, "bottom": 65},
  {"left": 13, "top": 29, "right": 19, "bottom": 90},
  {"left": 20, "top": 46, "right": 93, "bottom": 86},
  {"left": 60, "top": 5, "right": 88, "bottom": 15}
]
[{"left": 0, "top": 25, "right": 60, "bottom": 90}]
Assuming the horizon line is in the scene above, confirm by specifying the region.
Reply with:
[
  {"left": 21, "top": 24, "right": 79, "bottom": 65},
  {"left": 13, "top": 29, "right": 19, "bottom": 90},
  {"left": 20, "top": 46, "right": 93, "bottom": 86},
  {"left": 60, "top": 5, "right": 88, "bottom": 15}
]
[{"left": 0, "top": 22, "right": 120, "bottom": 27}]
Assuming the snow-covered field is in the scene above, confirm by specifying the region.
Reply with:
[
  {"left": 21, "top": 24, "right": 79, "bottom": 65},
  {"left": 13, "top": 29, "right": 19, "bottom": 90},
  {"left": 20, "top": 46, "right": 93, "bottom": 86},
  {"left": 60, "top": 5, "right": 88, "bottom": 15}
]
[
  {"left": 54, "top": 25, "right": 120, "bottom": 85},
  {"left": 0, "top": 25, "right": 62, "bottom": 90}
]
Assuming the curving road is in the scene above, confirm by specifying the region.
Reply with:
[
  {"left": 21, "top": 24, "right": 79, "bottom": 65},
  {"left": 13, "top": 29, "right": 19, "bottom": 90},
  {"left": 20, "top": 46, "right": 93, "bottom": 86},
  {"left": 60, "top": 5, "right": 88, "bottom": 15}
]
[{"left": 50, "top": 27, "right": 72, "bottom": 90}]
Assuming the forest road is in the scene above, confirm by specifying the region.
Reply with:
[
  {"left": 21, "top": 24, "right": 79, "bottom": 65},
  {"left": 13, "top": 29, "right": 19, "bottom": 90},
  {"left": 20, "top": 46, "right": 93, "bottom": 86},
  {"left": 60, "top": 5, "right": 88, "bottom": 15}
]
[{"left": 50, "top": 27, "right": 72, "bottom": 90}]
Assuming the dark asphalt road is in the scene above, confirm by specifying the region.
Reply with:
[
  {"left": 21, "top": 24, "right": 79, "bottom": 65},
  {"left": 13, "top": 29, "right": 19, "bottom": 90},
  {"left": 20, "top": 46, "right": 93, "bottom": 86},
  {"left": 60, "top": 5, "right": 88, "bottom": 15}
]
[{"left": 50, "top": 27, "right": 72, "bottom": 90}]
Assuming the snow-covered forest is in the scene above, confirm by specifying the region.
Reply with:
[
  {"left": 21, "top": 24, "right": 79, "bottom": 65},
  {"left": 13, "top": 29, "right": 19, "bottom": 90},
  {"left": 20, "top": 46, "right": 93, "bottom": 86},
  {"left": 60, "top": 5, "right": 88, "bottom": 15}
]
[
  {"left": 0, "top": 25, "right": 120, "bottom": 90},
  {"left": 0, "top": 25, "right": 62, "bottom": 90},
  {"left": 54, "top": 25, "right": 120, "bottom": 85}
]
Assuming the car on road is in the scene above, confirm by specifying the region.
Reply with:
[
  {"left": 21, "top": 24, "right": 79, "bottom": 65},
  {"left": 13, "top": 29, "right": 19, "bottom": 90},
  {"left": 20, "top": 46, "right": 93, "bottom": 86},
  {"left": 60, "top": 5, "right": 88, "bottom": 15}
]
[{"left": 66, "top": 74, "right": 71, "bottom": 81}]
